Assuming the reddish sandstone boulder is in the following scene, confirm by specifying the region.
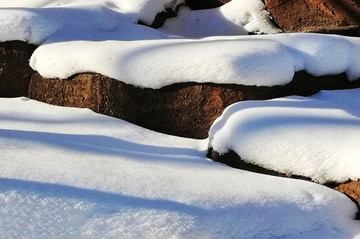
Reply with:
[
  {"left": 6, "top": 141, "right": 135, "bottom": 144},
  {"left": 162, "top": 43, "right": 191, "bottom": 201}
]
[
  {"left": 0, "top": 41, "right": 36, "bottom": 97},
  {"left": 265, "top": 0, "right": 360, "bottom": 35},
  {"left": 28, "top": 71, "right": 360, "bottom": 139}
]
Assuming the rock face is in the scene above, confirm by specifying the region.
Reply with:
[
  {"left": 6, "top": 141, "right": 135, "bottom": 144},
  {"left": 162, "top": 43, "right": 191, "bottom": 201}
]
[
  {"left": 0, "top": 41, "right": 36, "bottom": 97},
  {"left": 265, "top": 0, "right": 360, "bottom": 35},
  {"left": 28, "top": 71, "right": 360, "bottom": 139}
]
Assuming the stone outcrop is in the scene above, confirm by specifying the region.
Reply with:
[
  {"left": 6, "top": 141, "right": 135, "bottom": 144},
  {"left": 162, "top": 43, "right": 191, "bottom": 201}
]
[
  {"left": 0, "top": 41, "right": 36, "bottom": 97},
  {"left": 208, "top": 149, "right": 360, "bottom": 219},
  {"left": 265, "top": 0, "right": 360, "bottom": 35},
  {"left": 28, "top": 71, "right": 360, "bottom": 139}
]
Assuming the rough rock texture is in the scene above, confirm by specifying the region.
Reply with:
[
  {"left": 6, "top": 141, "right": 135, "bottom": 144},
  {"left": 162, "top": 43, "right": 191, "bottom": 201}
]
[
  {"left": 185, "top": 0, "right": 231, "bottom": 10},
  {"left": 265, "top": 0, "right": 360, "bottom": 35},
  {"left": 208, "top": 149, "right": 360, "bottom": 219},
  {"left": 0, "top": 41, "right": 37, "bottom": 97},
  {"left": 28, "top": 71, "right": 360, "bottom": 139}
]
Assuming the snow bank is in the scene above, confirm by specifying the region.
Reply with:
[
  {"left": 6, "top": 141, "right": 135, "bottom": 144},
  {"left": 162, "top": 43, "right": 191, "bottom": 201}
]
[
  {"left": 30, "top": 33, "right": 360, "bottom": 88},
  {"left": 209, "top": 88, "right": 360, "bottom": 184},
  {"left": 0, "top": 0, "right": 175, "bottom": 25},
  {"left": 0, "top": 97, "right": 359, "bottom": 238},
  {"left": 0, "top": 1, "right": 173, "bottom": 44},
  {"left": 160, "top": 0, "right": 281, "bottom": 37},
  {"left": 0, "top": 0, "right": 278, "bottom": 44}
]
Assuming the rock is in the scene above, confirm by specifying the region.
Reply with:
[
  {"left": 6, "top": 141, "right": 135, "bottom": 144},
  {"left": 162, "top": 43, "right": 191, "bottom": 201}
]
[
  {"left": 185, "top": 0, "right": 231, "bottom": 10},
  {"left": 28, "top": 71, "right": 360, "bottom": 139},
  {"left": 264, "top": 0, "right": 360, "bottom": 36},
  {"left": 0, "top": 41, "right": 37, "bottom": 97}
]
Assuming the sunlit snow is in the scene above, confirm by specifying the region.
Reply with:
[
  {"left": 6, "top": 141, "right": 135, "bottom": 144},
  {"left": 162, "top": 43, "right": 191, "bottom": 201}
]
[
  {"left": 28, "top": 33, "right": 360, "bottom": 88},
  {"left": 209, "top": 88, "right": 360, "bottom": 184},
  {"left": 0, "top": 97, "right": 359, "bottom": 238},
  {"left": 1, "top": 0, "right": 360, "bottom": 238}
]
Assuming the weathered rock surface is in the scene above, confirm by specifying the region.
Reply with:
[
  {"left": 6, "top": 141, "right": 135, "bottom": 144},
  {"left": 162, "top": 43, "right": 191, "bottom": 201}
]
[
  {"left": 265, "top": 0, "right": 360, "bottom": 35},
  {"left": 0, "top": 41, "right": 36, "bottom": 97},
  {"left": 208, "top": 149, "right": 360, "bottom": 219},
  {"left": 28, "top": 71, "right": 360, "bottom": 139}
]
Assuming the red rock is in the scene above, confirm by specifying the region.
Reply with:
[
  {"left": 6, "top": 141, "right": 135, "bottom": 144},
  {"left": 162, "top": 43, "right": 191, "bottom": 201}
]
[
  {"left": 265, "top": 0, "right": 360, "bottom": 35},
  {"left": 28, "top": 71, "right": 360, "bottom": 139}
]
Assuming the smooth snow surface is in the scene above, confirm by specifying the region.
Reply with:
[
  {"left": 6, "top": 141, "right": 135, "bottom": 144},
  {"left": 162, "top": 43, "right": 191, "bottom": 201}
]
[
  {"left": 0, "top": 0, "right": 174, "bottom": 26},
  {"left": 30, "top": 33, "right": 360, "bottom": 88},
  {"left": 0, "top": 0, "right": 273, "bottom": 45},
  {"left": 160, "top": 0, "right": 281, "bottom": 37},
  {"left": 209, "top": 89, "right": 360, "bottom": 184},
  {"left": 0, "top": 2, "right": 171, "bottom": 44},
  {"left": 0, "top": 97, "right": 359, "bottom": 238}
]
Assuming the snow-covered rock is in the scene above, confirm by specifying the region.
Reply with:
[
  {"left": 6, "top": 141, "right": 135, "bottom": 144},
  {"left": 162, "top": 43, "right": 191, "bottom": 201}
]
[
  {"left": 209, "top": 88, "right": 360, "bottom": 184},
  {"left": 29, "top": 33, "right": 360, "bottom": 88}
]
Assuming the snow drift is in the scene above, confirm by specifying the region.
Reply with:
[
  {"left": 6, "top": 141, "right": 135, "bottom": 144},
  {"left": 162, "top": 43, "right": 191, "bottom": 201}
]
[
  {"left": 209, "top": 88, "right": 360, "bottom": 184},
  {"left": 0, "top": 97, "right": 359, "bottom": 238},
  {"left": 29, "top": 33, "right": 360, "bottom": 89}
]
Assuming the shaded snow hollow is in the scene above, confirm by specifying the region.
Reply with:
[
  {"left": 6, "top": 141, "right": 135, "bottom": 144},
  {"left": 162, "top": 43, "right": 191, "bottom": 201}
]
[
  {"left": 209, "top": 88, "right": 360, "bottom": 184},
  {"left": 0, "top": 97, "right": 359, "bottom": 238}
]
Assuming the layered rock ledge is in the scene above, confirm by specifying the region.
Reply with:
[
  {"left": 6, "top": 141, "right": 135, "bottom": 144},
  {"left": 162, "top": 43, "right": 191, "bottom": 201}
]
[{"left": 28, "top": 71, "right": 360, "bottom": 139}]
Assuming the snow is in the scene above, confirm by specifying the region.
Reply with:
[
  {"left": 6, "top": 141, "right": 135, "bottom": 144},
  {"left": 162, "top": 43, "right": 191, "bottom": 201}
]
[
  {"left": 0, "top": 0, "right": 277, "bottom": 45},
  {"left": 160, "top": 0, "right": 281, "bottom": 37},
  {"left": 0, "top": 97, "right": 359, "bottom": 238},
  {"left": 0, "top": 0, "right": 175, "bottom": 26},
  {"left": 209, "top": 88, "right": 360, "bottom": 184},
  {"left": 30, "top": 33, "right": 360, "bottom": 88},
  {"left": 0, "top": 5, "right": 170, "bottom": 44},
  {"left": 2, "top": 0, "right": 359, "bottom": 89},
  {"left": 1, "top": 1, "right": 360, "bottom": 236}
]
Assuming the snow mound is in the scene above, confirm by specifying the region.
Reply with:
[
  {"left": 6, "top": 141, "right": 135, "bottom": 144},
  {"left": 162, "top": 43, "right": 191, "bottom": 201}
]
[
  {"left": 30, "top": 33, "right": 360, "bottom": 88},
  {"left": 209, "top": 89, "right": 360, "bottom": 184},
  {"left": 0, "top": 0, "right": 176, "bottom": 25},
  {"left": 160, "top": 0, "right": 281, "bottom": 37},
  {"left": 0, "top": 3, "right": 171, "bottom": 44},
  {"left": 0, "top": 0, "right": 278, "bottom": 44},
  {"left": 0, "top": 97, "right": 359, "bottom": 238}
]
